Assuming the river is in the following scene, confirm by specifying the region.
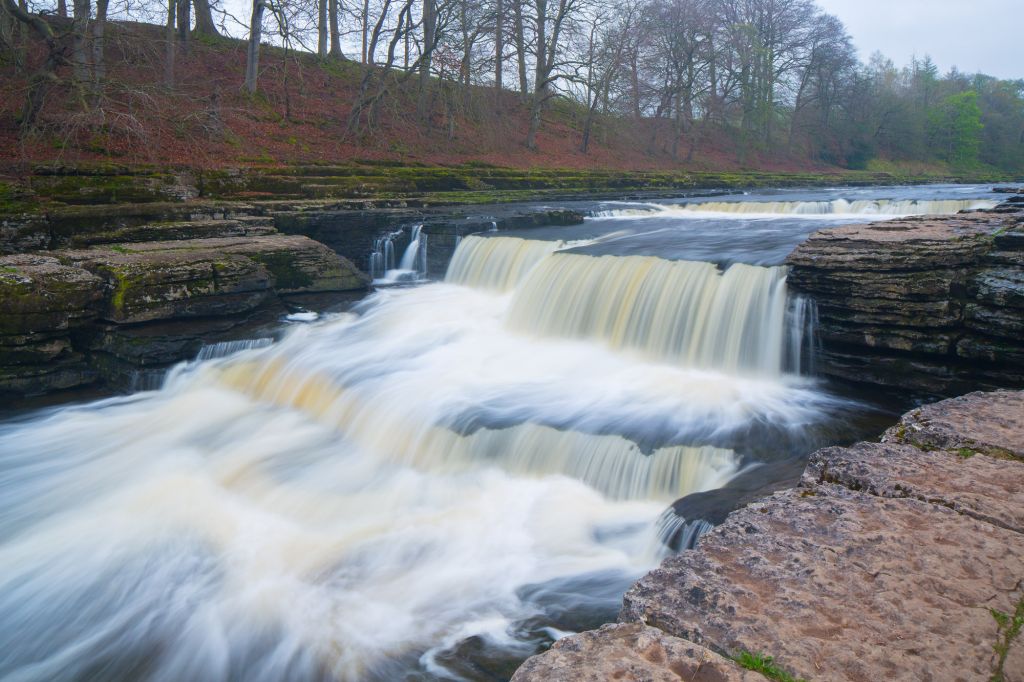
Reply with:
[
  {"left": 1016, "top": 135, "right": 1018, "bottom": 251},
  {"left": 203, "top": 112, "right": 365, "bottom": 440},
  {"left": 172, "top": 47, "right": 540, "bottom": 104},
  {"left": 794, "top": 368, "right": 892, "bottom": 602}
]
[{"left": 0, "top": 184, "right": 1002, "bottom": 681}]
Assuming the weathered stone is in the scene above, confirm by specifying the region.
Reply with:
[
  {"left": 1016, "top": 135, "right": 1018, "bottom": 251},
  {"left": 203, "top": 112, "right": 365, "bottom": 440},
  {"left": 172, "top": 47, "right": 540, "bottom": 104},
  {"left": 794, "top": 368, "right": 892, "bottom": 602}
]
[
  {"left": 0, "top": 254, "right": 104, "bottom": 335},
  {"left": 805, "top": 441, "right": 1024, "bottom": 532},
  {"left": 621, "top": 487, "right": 1024, "bottom": 682},
  {"left": 817, "top": 323, "right": 957, "bottom": 354},
  {"left": 969, "top": 268, "right": 1024, "bottom": 309},
  {"left": 786, "top": 213, "right": 1003, "bottom": 271},
  {"left": 816, "top": 298, "right": 961, "bottom": 327},
  {"left": 786, "top": 209, "right": 1024, "bottom": 395},
  {"left": 882, "top": 390, "right": 1024, "bottom": 459},
  {"left": 957, "top": 335, "right": 1024, "bottom": 368},
  {"left": 510, "top": 623, "right": 761, "bottom": 682},
  {"left": 58, "top": 236, "right": 367, "bottom": 324},
  {"left": 67, "top": 217, "right": 276, "bottom": 247},
  {"left": 60, "top": 245, "right": 272, "bottom": 324},
  {"left": 213, "top": 235, "right": 369, "bottom": 293},
  {"left": 1006, "top": 635, "right": 1024, "bottom": 682},
  {"left": 965, "top": 302, "right": 1024, "bottom": 339},
  {"left": 0, "top": 358, "right": 98, "bottom": 400},
  {"left": 785, "top": 267, "right": 958, "bottom": 301}
]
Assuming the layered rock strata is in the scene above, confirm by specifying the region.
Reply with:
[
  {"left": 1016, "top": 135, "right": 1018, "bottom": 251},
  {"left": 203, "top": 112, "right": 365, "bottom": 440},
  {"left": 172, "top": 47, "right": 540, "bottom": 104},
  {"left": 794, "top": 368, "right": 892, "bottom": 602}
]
[
  {"left": 0, "top": 229, "right": 368, "bottom": 400},
  {"left": 514, "top": 390, "right": 1024, "bottom": 682},
  {"left": 786, "top": 203, "right": 1024, "bottom": 395}
]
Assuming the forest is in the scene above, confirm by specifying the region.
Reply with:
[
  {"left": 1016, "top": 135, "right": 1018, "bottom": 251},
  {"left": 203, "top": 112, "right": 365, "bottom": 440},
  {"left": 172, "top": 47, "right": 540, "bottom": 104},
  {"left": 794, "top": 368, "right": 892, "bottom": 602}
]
[{"left": 1, "top": 0, "right": 1022, "bottom": 171}]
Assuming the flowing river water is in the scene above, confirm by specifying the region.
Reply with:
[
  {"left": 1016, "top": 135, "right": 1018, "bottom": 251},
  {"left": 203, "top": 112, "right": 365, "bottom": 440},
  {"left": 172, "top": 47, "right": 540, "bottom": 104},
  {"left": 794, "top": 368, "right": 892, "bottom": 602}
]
[{"left": 0, "top": 185, "right": 1002, "bottom": 681}]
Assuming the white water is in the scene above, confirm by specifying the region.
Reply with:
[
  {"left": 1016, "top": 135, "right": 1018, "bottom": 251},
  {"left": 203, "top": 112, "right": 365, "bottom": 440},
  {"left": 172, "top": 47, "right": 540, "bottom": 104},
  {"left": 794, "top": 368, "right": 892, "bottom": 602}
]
[
  {"left": 445, "top": 236, "right": 565, "bottom": 291},
  {"left": 0, "top": 229, "right": 846, "bottom": 680},
  {"left": 371, "top": 225, "right": 428, "bottom": 285},
  {"left": 594, "top": 197, "right": 997, "bottom": 219},
  {"left": 508, "top": 253, "right": 791, "bottom": 375}
]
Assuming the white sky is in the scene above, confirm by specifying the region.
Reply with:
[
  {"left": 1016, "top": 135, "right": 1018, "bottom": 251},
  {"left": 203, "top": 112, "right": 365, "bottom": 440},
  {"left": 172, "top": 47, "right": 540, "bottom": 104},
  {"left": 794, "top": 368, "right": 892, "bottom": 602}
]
[{"left": 814, "top": 0, "right": 1023, "bottom": 80}]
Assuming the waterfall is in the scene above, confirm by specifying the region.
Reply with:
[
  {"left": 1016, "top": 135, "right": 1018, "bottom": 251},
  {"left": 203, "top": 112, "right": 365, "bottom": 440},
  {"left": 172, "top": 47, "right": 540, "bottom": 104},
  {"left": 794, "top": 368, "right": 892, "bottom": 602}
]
[
  {"left": 196, "top": 337, "right": 275, "bottom": 361},
  {"left": 368, "top": 229, "right": 402, "bottom": 279},
  {"left": 506, "top": 252, "right": 791, "bottom": 375},
  {"left": 445, "top": 235, "right": 564, "bottom": 292},
  {"left": 212, "top": 356, "right": 738, "bottom": 502},
  {"left": 398, "top": 224, "right": 427, "bottom": 276},
  {"left": 594, "top": 198, "right": 998, "bottom": 218},
  {"left": 371, "top": 225, "right": 428, "bottom": 283}
]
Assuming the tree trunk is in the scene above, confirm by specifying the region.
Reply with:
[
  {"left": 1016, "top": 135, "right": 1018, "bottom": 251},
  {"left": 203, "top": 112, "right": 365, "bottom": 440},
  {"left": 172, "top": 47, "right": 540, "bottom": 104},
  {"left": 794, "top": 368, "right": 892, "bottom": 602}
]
[
  {"left": 244, "top": 0, "right": 265, "bottom": 93},
  {"left": 512, "top": 0, "right": 527, "bottom": 98},
  {"left": 164, "top": 0, "right": 175, "bottom": 86},
  {"left": 193, "top": 0, "right": 218, "bottom": 35},
  {"left": 175, "top": 0, "right": 190, "bottom": 48},
  {"left": 91, "top": 0, "right": 108, "bottom": 93},
  {"left": 360, "top": 0, "right": 369, "bottom": 63},
  {"left": 328, "top": 0, "right": 341, "bottom": 56},
  {"left": 417, "top": 0, "right": 435, "bottom": 120},
  {"left": 494, "top": 0, "right": 503, "bottom": 93},
  {"left": 56, "top": 0, "right": 67, "bottom": 17},
  {"left": 1, "top": 0, "right": 63, "bottom": 125},
  {"left": 317, "top": 0, "right": 327, "bottom": 57},
  {"left": 71, "top": 0, "right": 90, "bottom": 84}
]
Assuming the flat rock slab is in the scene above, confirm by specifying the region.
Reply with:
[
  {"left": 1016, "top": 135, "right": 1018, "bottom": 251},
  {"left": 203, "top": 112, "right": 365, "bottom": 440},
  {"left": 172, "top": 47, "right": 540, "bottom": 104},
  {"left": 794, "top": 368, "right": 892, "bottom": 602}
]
[
  {"left": 510, "top": 623, "right": 763, "bottom": 682},
  {"left": 883, "top": 390, "right": 1024, "bottom": 459},
  {"left": 805, "top": 441, "right": 1024, "bottom": 534},
  {"left": 59, "top": 235, "right": 368, "bottom": 323},
  {"left": 0, "top": 254, "right": 103, "bottom": 335},
  {"left": 621, "top": 486, "right": 1024, "bottom": 682},
  {"left": 785, "top": 212, "right": 1008, "bottom": 270}
]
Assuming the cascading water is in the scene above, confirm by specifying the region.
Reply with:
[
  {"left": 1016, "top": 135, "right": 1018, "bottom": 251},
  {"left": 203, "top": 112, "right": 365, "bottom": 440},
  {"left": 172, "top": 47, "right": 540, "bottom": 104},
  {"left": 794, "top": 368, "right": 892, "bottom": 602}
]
[
  {"left": 397, "top": 224, "right": 428, "bottom": 276},
  {"left": 370, "top": 225, "right": 428, "bottom": 284},
  {"left": 368, "top": 229, "right": 402, "bottom": 279},
  {"left": 445, "top": 235, "right": 564, "bottom": 291},
  {"left": 506, "top": 253, "right": 791, "bottom": 375},
  {"left": 12, "top": 181, "right": 974, "bottom": 681},
  {"left": 594, "top": 197, "right": 998, "bottom": 218}
]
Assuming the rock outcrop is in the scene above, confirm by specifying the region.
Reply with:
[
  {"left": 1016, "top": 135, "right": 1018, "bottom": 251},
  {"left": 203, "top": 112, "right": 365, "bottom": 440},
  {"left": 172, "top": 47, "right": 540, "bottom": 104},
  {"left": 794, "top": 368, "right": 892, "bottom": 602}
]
[
  {"left": 514, "top": 390, "right": 1024, "bottom": 682},
  {"left": 0, "top": 220, "right": 369, "bottom": 400},
  {"left": 786, "top": 203, "right": 1024, "bottom": 396},
  {"left": 510, "top": 623, "right": 763, "bottom": 682}
]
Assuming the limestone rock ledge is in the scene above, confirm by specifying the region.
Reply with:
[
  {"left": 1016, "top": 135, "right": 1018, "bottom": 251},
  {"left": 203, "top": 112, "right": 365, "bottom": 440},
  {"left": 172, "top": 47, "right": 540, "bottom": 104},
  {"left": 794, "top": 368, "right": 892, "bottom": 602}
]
[
  {"left": 513, "top": 390, "right": 1024, "bottom": 682},
  {"left": 785, "top": 204, "right": 1024, "bottom": 396},
  {"left": 0, "top": 235, "right": 368, "bottom": 399},
  {"left": 510, "top": 623, "right": 762, "bottom": 682}
]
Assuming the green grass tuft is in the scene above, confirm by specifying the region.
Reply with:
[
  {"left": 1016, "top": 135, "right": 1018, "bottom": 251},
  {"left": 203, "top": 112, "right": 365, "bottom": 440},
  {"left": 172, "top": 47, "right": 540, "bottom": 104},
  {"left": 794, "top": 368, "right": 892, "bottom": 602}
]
[
  {"left": 990, "top": 596, "right": 1024, "bottom": 682},
  {"left": 734, "top": 651, "right": 808, "bottom": 682}
]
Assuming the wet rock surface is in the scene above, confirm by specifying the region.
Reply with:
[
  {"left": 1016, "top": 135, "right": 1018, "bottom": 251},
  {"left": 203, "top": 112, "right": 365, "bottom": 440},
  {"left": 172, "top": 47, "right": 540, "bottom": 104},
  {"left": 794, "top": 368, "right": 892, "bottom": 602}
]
[
  {"left": 514, "top": 390, "right": 1024, "bottom": 682},
  {"left": 786, "top": 203, "right": 1024, "bottom": 396},
  {"left": 510, "top": 623, "right": 761, "bottom": 682}
]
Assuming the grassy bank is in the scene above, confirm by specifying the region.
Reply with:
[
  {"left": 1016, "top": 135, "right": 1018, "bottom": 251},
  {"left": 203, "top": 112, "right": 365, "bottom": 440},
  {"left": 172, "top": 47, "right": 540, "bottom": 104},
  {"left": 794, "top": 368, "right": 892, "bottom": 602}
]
[{"left": 2, "top": 162, "right": 1020, "bottom": 215}]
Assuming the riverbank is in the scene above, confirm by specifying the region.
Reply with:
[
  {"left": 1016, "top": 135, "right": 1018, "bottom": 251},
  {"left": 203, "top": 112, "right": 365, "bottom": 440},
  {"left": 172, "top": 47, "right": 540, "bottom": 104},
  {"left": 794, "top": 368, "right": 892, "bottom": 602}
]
[
  {"left": 512, "top": 389, "right": 1024, "bottom": 682},
  {"left": 2, "top": 162, "right": 1020, "bottom": 214}
]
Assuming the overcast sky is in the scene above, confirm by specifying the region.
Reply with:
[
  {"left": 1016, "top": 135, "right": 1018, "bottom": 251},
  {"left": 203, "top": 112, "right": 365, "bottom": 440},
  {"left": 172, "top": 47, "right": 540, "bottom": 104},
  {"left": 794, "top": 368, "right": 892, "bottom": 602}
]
[{"left": 814, "top": 0, "right": 1022, "bottom": 80}]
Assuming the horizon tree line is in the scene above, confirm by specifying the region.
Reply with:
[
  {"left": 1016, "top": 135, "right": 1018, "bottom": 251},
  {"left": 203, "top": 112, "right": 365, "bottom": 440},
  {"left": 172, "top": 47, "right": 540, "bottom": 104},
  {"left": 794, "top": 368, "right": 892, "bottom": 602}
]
[{"left": 1, "top": 0, "right": 1022, "bottom": 170}]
